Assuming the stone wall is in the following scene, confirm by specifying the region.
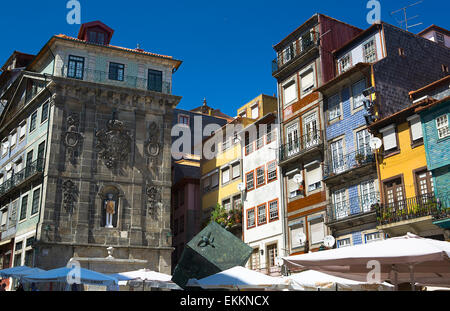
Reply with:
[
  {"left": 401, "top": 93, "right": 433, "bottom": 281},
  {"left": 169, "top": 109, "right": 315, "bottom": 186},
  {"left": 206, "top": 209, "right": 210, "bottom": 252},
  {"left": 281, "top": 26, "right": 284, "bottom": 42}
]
[{"left": 35, "top": 76, "right": 181, "bottom": 273}]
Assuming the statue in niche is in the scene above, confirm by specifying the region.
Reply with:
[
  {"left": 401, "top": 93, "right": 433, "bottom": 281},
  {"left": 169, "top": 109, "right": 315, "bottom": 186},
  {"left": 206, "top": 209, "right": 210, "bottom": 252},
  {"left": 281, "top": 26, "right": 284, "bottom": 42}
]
[{"left": 104, "top": 193, "right": 117, "bottom": 228}]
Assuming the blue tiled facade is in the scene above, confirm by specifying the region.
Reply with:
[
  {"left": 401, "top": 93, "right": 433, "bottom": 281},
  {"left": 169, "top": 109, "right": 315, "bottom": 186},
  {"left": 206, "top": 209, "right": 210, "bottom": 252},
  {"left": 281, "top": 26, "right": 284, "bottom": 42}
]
[
  {"left": 324, "top": 77, "right": 380, "bottom": 246},
  {"left": 420, "top": 99, "right": 450, "bottom": 198}
]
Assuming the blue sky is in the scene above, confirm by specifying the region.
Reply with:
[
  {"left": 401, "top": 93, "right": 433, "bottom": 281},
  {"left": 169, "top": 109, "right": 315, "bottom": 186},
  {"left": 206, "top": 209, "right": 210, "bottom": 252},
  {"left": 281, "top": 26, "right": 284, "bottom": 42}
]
[{"left": 0, "top": 0, "right": 448, "bottom": 117}]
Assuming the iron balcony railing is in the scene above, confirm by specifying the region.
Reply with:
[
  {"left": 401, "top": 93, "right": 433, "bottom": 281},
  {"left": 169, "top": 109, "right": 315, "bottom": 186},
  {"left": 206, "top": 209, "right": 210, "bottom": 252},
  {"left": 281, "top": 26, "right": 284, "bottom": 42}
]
[
  {"left": 0, "top": 158, "right": 44, "bottom": 197},
  {"left": 323, "top": 147, "right": 375, "bottom": 180},
  {"left": 327, "top": 192, "right": 380, "bottom": 223},
  {"left": 376, "top": 192, "right": 448, "bottom": 226},
  {"left": 272, "top": 31, "right": 319, "bottom": 74},
  {"left": 432, "top": 192, "right": 450, "bottom": 221},
  {"left": 279, "top": 130, "right": 323, "bottom": 162},
  {"left": 59, "top": 68, "right": 172, "bottom": 94}
]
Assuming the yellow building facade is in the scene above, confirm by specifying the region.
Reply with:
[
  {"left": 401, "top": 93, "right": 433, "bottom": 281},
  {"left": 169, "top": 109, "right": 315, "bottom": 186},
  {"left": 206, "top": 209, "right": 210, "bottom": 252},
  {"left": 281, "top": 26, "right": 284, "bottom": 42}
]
[
  {"left": 200, "top": 94, "right": 277, "bottom": 228},
  {"left": 369, "top": 102, "right": 440, "bottom": 237}
]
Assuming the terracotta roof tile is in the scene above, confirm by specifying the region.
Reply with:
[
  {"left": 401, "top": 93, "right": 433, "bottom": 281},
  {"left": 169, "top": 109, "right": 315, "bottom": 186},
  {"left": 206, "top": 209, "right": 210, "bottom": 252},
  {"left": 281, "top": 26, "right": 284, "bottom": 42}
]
[{"left": 54, "top": 34, "right": 174, "bottom": 59}]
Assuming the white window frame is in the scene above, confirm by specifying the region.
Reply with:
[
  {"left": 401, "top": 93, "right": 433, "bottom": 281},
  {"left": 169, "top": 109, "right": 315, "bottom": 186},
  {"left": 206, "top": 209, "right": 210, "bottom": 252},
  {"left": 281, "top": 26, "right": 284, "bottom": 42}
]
[
  {"left": 363, "top": 38, "right": 377, "bottom": 63},
  {"left": 407, "top": 114, "right": 424, "bottom": 142},
  {"left": 10, "top": 130, "right": 17, "bottom": 150},
  {"left": 309, "top": 217, "right": 325, "bottom": 245},
  {"left": 232, "top": 162, "right": 240, "bottom": 179},
  {"left": 339, "top": 54, "right": 351, "bottom": 73},
  {"left": 19, "top": 121, "right": 27, "bottom": 140},
  {"left": 221, "top": 166, "right": 230, "bottom": 185},
  {"left": 338, "top": 237, "right": 351, "bottom": 248},
  {"left": 305, "top": 161, "right": 322, "bottom": 193},
  {"left": 251, "top": 103, "right": 259, "bottom": 119},
  {"left": 365, "top": 232, "right": 382, "bottom": 244},
  {"left": 333, "top": 189, "right": 349, "bottom": 220},
  {"left": 283, "top": 79, "right": 297, "bottom": 107},
  {"left": 328, "top": 93, "right": 341, "bottom": 122},
  {"left": 380, "top": 124, "right": 398, "bottom": 151},
  {"left": 267, "top": 161, "right": 277, "bottom": 182},
  {"left": 436, "top": 114, "right": 449, "bottom": 139},
  {"left": 351, "top": 79, "right": 367, "bottom": 110},
  {"left": 300, "top": 68, "right": 315, "bottom": 97}
]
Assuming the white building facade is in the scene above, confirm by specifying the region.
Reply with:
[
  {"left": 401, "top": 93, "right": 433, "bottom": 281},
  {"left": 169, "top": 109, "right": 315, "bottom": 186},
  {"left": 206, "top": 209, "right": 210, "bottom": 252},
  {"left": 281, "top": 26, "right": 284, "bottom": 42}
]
[{"left": 241, "top": 113, "right": 284, "bottom": 276}]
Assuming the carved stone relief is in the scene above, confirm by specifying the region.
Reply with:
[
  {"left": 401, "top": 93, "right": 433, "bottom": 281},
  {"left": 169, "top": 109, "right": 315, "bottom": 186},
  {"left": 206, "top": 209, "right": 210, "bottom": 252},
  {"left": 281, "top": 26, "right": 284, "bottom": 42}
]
[{"left": 96, "top": 117, "right": 133, "bottom": 169}]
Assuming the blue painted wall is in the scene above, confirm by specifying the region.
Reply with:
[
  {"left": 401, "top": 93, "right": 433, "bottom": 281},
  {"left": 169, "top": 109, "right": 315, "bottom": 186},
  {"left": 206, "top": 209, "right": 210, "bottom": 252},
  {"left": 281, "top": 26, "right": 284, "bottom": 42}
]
[{"left": 420, "top": 99, "right": 450, "bottom": 197}]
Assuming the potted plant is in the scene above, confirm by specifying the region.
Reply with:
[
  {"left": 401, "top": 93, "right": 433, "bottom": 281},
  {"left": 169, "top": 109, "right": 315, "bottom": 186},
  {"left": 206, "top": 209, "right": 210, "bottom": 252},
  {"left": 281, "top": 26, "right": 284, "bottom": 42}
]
[{"left": 355, "top": 153, "right": 365, "bottom": 166}]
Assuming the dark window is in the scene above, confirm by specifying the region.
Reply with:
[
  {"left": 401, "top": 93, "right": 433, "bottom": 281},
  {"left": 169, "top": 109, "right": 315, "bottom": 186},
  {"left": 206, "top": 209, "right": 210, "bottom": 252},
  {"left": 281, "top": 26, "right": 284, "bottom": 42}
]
[
  {"left": 148, "top": 69, "right": 162, "bottom": 92},
  {"left": 174, "top": 219, "right": 178, "bottom": 236},
  {"left": 25, "top": 150, "right": 33, "bottom": 177},
  {"left": 109, "top": 62, "right": 125, "bottom": 81},
  {"left": 179, "top": 216, "right": 184, "bottom": 233},
  {"left": 31, "top": 189, "right": 40, "bottom": 215},
  {"left": 13, "top": 253, "right": 22, "bottom": 267},
  {"left": 30, "top": 111, "right": 37, "bottom": 132},
  {"left": 26, "top": 237, "right": 34, "bottom": 247},
  {"left": 41, "top": 102, "right": 49, "bottom": 123},
  {"left": 67, "top": 55, "right": 85, "bottom": 80},
  {"left": 88, "top": 31, "right": 106, "bottom": 45},
  {"left": 38, "top": 141, "right": 45, "bottom": 160},
  {"left": 24, "top": 250, "right": 33, "bottom": 267},
  {"left": 15, "top": 242, "right": 23, "bottom": 251},
  {"left": 37, "top": 142, "right": 45, "bottom": 171},
  {"left": 179, "top": 188, "right": 185, "bottom": 206},
  {"left": 19, "top": 195, "right": 28, "bottom": 221}
]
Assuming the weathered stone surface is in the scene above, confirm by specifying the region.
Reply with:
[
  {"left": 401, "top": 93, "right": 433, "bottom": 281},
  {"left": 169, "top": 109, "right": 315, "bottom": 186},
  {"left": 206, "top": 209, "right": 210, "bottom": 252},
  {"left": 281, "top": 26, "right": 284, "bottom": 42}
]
[{"left": 35, "top": 77, "right": 180, "bottom": 273}]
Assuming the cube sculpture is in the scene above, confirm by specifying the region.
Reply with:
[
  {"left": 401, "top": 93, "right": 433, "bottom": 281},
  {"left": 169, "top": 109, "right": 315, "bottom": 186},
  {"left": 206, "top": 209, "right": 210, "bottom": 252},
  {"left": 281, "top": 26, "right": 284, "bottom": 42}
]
[{"left": 172, "top": 222, "right": 253, "bottom": 289}]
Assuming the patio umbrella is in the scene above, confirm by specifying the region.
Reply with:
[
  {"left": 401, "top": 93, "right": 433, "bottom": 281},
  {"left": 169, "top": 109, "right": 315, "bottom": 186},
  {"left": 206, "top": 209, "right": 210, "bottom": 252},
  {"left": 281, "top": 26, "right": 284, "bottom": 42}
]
[
  {"left": 282, "top": 233, "right": 450, "bottom": 290},
  {"left": 112, "top": 269, "right": 181, "bottom": 290},
  {"left": 22, "top": 267, "right": 118, "bottom": 287},
  {"left": 186, "top": 266, "right": 292, "bottom": 290},
  {"left": 0, "top": 266, "right": 36, "bottom": 278},
  {"left": 284, "top": 270, "right": 394, "bottom": 291}
]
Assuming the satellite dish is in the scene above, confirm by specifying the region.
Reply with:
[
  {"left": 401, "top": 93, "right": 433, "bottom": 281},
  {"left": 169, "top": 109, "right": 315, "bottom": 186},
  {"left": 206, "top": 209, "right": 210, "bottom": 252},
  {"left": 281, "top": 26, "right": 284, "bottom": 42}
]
[
  {"left": 238, "top": 183, "right": 246, "bottom": 192},
  {"left": 323, "top": 235, "right": 336, "bottom": 248},
  {"left": 369, "top": 137, "right": 382, "bottom": 150},
  {"left": 293, "top": 174, "right": 303, "bottom": 185},
  {"left": 297, "top": 232, "right": 306, "bottom": 245},
  {"left": 275, "top": 257, "right": 284, "bottom": 267}
]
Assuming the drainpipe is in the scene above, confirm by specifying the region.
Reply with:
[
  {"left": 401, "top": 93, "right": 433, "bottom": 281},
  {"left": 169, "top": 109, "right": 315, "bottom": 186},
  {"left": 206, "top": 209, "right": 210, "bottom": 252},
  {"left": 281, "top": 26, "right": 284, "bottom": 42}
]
[{"left": 275, "top": 84, "right": 288, "bottom": 260}]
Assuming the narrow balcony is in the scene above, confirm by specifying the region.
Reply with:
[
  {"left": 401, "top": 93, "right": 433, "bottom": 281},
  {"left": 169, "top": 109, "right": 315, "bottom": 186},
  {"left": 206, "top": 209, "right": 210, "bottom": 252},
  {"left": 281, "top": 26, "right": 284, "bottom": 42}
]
[
  {"left": 326, "top": 192, "right": 380, "bottom": 231},
  {"left": 272, "top": 31, "right": 319, "bottom": 76},
  {"left": 0, "top": 158, "right": 44, "bottom": 199},
  {"left": 432, "top": 193, "right": 450, "bottom": 229},
  {"left": 376, "top": 193, "right": 447, "bottom": 236},
  {"left": 279, "top": 130, "right": 323, "bottom": 165},
  {"left": 323, "top": 148, "right": 376, "bottom": 185},
  {"left": 59, "top": 68, "right": 172, "bottom": 94}
]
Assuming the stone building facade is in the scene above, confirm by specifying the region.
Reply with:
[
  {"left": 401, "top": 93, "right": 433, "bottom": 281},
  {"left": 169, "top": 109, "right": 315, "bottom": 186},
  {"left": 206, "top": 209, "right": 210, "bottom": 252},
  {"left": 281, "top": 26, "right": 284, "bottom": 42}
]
[{"left": 0, "top": 21, "right": 182, "bottom": 275}]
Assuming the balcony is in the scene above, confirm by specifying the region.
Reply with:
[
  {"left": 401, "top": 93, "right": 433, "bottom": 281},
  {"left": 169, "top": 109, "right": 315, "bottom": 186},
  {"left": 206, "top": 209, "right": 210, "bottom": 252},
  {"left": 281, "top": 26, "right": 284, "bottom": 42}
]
[
  {"left": 376, "top": 193, "right": 448, "bottom": 236},
  {"left": 279, "top": 130, "right": 323, "bottom": 165},
  {"left": 432, "top": 193, "right": 450, "bottom": 229},
  {"left": 326, "top": 192, "right": 380, "bottom": 231},
  {"left": 323, "top": 148, "right": 376, "bottom": 185},
  {"left": 0, "top": 158, "right": 44, "bottom": 199},
  {"left": 59, "top": 68, "right": 172, "bottom": 94},
  {"left": 272, "top": 31, "right": 319, "bottom": 76}
]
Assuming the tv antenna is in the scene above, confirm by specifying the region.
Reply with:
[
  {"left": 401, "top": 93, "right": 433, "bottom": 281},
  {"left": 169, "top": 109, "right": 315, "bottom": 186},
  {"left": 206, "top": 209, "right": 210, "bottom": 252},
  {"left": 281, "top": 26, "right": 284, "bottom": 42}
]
[{"left": 390, "top": 1, "right": 424, "bottom": 31}]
